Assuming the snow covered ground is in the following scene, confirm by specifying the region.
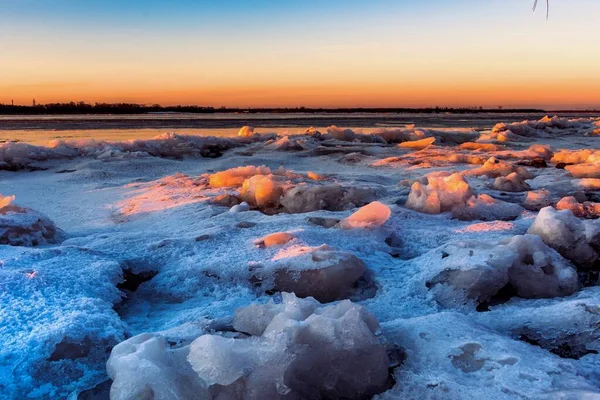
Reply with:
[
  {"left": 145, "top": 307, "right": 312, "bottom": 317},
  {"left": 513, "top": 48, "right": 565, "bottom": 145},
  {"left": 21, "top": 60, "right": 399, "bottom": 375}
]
[{"left": 1, "top": 116, "right": 600, "bottom": 399}]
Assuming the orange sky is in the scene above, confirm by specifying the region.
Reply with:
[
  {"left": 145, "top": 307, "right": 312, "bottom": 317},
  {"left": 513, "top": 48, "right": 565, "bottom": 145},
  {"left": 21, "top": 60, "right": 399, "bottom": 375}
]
[{"left": 1, "top": 0, "right": 599, "bottom": 109}]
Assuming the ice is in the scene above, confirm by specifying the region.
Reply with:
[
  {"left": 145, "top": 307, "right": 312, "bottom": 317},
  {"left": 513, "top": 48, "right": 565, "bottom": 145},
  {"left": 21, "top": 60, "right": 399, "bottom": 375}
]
[
  {"left": 3, "top": 117, "right": 600, "bottom": 398},
  {"left": 405, "top": 172, "right": 473, "bottom": 214},
  {"left": 566, "top": 163, "right": 600, "bottom": 179},
  {"left": 240, "top": 174, "right": 285, "bottom": 208},
  {"left": 381, "top": 312, "right": 597, "bottom": 399},
  {"left": 424, "top": 241, "right": 512, "bottom": 308},
  {"left": 398, "top": 137, "right": 436, "bottom": 149},
  {"left": 237, "top": 126, "right": 255, "bottom": 137},
  {"left": 464, "top": 156, "right": 530, "bottom": 179},
  {"left": 490, "top": 116, "right": 598, "bottom": 140},
  {"left": 280, "top": 184, "right": 376, "bottom": 214},
  {"left": 527, "top": 206, "right": 598, "bottom": 267},
  {"left": 325, "top": 125, "right": 357, "bottom": 141},
  {"left": 522, "top": 189, "right": 553, "bottom": 211},
  {"left": 557, "top": 196, "right": 600, "bottom": 219},
  {"left": 424, "top": 235, "right": 578, "bottom": 309},
  {"left": 552, "top": 149, "right": 600, "bottom": 165},
  {"left": 0, "top": 247, "right": 126, "bottom": 398},
  {"left": 451, "top": 194, "right": 524, "bottom": 221},
  {"left": 108, "top": 294, "right": 390, "bottom": 400},
  {"left": 107, "top": 333, "right": 207, "bottom": 400},
  {"left": 459, "top": 142, "right": 504, "bottom": 152},
  {"left": 370, "top": 126, "right": 429, "bottom": 143},
  {"left": 574, "top": 178, "right": 600, "bottom": 191},
  {"left": 339, "top": 201, "right": 391, "bottom": 229},
  {"left": 0, "top": 194, "right": 15, "bottom": 208},
  {"left": 258, "top": 232, "right": 295, "bottom": 247},
  {"left": 502, "top": 234, "right": 579, "bottom": 299},
  {"left": 0, "top": 200, "right": 59, "bottom": 246},
  {"left": 190, "top": 293, "right": 390, "bottom": 399},
  {"left": 253, "top": 245, "right": 368, "bottom": 302},
  {"left": 492, "top": 172, "right": 531, "bottom": 192},
  {"left": 479, "top": 287, "right": 600, "bottom": 360},
  {"left": 209, "top": 165, "right": 272, "bottom": 187},
  {"left": 229, "top": 202, "right": 249, "bottom": 213}
]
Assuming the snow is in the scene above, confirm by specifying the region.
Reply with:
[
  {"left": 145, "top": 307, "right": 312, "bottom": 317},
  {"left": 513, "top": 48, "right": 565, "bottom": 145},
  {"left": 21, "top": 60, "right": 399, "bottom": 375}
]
[{"left": 1, "top": 115, "right": 600, "bottom": 399}]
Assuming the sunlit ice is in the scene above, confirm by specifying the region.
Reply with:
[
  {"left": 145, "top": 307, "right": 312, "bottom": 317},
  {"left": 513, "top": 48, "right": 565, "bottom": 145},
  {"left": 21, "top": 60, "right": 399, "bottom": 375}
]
[{"left": 1, "top": 1, "right": 600, "bottom": 399}]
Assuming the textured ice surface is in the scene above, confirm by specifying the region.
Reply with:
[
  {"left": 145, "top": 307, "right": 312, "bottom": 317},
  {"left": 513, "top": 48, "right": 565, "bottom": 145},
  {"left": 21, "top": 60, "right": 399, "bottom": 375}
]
[
  {"left": 0, "top": 247, "right": 126, "bottom": 398},
  {"left": 2, "top": 117, "right": 600, "bottom": 399}
]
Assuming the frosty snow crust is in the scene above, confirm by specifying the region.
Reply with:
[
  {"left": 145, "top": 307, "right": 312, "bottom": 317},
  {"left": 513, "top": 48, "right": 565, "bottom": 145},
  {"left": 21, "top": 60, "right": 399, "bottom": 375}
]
[{"left": 1, "top": 115, "right": 600, "bottom": 399}]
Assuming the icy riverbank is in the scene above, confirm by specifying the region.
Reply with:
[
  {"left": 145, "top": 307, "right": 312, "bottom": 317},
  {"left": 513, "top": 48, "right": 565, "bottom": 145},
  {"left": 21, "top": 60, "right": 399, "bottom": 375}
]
[{"left": 1, "top": 116, "right": 600, "bottom": 399}]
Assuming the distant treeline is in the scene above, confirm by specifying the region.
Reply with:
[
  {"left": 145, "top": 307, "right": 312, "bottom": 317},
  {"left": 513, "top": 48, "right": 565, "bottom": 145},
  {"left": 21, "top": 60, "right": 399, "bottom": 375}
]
[{"left": 0, "top": 101, "right": 550, "bottom": 115}]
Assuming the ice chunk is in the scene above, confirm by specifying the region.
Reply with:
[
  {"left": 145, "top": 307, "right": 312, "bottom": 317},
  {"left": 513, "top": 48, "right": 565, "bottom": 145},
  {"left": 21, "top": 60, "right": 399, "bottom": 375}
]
[
  {"left": 229, "top": 202, "right": 249, "bottom": 213},
  {"left": 566, "top": 163, "right": 600, "bottom": 179},
  {"left": 240, "top": 174, "right": 284, "bottom": 208},
  {"left": 552, "top": 149, "right": 600, "bottom": 165},
  {"left": 237, "top": 126, "right": 255, "bottom": 137},
  {"left": 258, "top": 232, "right": 295, "bottom": 247},
  {"left": 280, "top": 184, "right": 376, "bottom": 214},
  {"left": 465, "top": 157, "right": 530, "bottom": 179},
  {"left": 254, "top": 245, "right": 367, "bottom": 302},
  {"left": 527, "top": 206, "right": 598, "bottom": 267},
  {"left": 107, "top": 333, "right": 207, "bottom": 400},
  {"left": 451, "top": 194, "right": 524, "bottom": 222},
  {"left": 0, "top": 202, "right": 59, "bottom": 246},
  {"left": 209, "top": 165, "right": 272, "bottom": 187},
  {"left": 339, "top": 201, "right": 391, "bottom": 229},
  {"left": 424, "top": 235, "right": 578, "bottom": 309},
  {"left": 424, "top": 241, "right": 514, "bottom": 308},
  {"left": 0, "top": 193, "right": 15, "bottom": 208},
  {"left": 325, "top": 125, "right": 357, "bottom": 141},
  {"left": 187, "top": 293, "right": 390, "bottom": 399},
  {"left": 110, "top": 295, "right": 392, "bottom": 400},
  {"left": 405, "top": 172, "right": 473, "bottom": 214},
  {"left": 398, "top": 137, "right": 436, "bottom": 149},
  {"left": 492, "top": 172, "right": 530, "bottom": 192},
  {"left": 522, "top": 189, "right": 552, "bottom": 211},
  {"left": 458, "top": 142, "right": 504, "bottom": 152},
  {"left": 556, "top": 196, "right": 600, "bottom": 219},
  {"left": 503, "top": 235, "right": 579, "bottom": 298}
]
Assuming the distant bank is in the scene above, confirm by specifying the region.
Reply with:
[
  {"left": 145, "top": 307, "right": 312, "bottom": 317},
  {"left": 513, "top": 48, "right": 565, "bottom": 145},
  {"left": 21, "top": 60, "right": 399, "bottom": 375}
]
[{"left": 0, "top": 102, "right": 559, "bottom": 116}]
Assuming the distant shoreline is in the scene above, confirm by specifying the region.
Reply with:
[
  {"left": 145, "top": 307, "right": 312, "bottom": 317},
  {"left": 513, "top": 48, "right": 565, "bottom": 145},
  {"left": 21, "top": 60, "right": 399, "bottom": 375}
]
[{"left": 1, "top": 111, "right": 598, "bottom": 132}]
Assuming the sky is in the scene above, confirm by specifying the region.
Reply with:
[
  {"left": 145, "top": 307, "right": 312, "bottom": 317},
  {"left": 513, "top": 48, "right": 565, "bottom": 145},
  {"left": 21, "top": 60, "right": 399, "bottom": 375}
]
[{"left": 1, "top": 0, "right": 599, "bottom": 109}]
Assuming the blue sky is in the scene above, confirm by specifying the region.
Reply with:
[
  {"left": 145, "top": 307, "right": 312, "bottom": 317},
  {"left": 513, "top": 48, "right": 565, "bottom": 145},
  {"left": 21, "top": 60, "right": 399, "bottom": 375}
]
[{"left": 1, "top": 0, "right": 599, "bottom": 108}]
